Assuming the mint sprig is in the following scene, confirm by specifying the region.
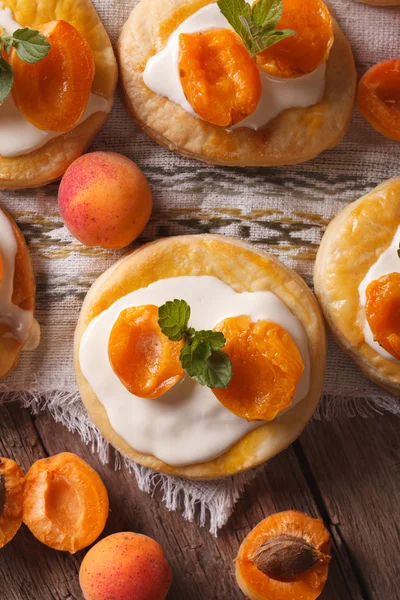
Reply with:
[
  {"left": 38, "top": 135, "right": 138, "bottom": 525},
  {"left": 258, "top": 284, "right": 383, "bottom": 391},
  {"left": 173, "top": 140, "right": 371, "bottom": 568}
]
[
  {"left": 0, "top": 27, "right": 51, "bottom": 103},
  {"left": 217, "top": 0, "right": 295, "bottom": 56},
  {"left": 158, "top": 299, "right": 233, "bottom": 389},
  {"left": 397, "top": 243, "right": 400, "bottom": 259}
]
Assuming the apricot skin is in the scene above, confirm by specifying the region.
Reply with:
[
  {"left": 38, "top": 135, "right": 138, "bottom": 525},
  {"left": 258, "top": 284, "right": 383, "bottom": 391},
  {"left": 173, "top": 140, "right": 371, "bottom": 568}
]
[
  {"left": 58, "top": 152, "right": 152, "bottom": 249},
  {"left": 79, "top": 532, "right": 172, "bottom": 600}
]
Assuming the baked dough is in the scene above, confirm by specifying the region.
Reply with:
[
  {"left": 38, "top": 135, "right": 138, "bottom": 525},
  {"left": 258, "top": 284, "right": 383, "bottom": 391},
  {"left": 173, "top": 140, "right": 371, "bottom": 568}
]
[
  {"left": 314, "top": 177, "right": 400, "bottom": 396},
  {"left": 0, "top": 0, "right": 118, "bottom": 190},
  {"left": 117, "top": 0, "right": 356, "bottom": 167},
  {"left": 75, "top": 235, "right": 326, "bottom": 480},
  {"left": 0, "top": 207, "right": 38, "bottom": 379}
]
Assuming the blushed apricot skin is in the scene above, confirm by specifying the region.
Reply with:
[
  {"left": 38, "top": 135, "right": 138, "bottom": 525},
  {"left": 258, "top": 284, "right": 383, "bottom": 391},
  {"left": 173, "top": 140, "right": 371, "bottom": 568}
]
[
  {"left": 58, "top": 152, "right": 152, "bottom": 249},
  {"left": 357, "top": 59, "right": 400, "bottom": 141},
  {"left": 79, "top": 532, "right": 172, "bottom": 600}
]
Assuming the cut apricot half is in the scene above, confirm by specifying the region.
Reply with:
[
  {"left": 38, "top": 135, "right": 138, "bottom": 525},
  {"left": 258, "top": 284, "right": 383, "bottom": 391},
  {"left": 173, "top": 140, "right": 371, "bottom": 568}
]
[
  {"left": 357, "top": 59, "right": 400, "bottom": 141},
  {"left": 236, "top": 511, "right": 331, "bottom": 600},
  {"left": 108, "top": 305, "right": 184, "bottom": 399},
  {"left": 212, "top": 317, "right": 304, "bottom": 421},
  {"left": 179, "top": 29, "right": 262, "bottom": 127},
  {"left": 11, "top": 20, "right": 95, "bottom": 132},
  {"left": 365, "top": 273, "right": 400, "bottom": 359},
  {"left": 23, "top": 452, "right": 109, "bottom": 553},
  {"left": 256, "top": 0, "right": 333, "bottom": 78},
  {"left": 0, "top": 457, "right": 25, "bottom": 549}
]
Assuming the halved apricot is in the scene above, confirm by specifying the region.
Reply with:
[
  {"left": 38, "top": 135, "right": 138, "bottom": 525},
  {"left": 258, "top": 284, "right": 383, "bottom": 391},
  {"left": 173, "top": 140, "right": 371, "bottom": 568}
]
[
  {"left": 11, "top": 20, "right": 95, "bottom": 132},
  {"left": 256, "top": 0, "right": 333, "bottom": 78},
  {"left": 0, "top": 457, "right": 25, "bottom": 549},
  {"left": 236, "top": 511, "right": 331, "bottom": 600},
  {"left": 23, "top": 452, "right": 109, "bottom": 553},
  {"left": 108, "top": 305, "right": 184, "bottom": 399},
  {"left": 357, "top": 59, "right": 400, "bottom": 141},
  {"left": 365, "top": 273, "right": 400, "bottom": 359},
  {"left": 179, "top": 29, "right": 262, "bottom": 127},
  {"left": 212, "top": 317, "right": 304, "bottom": 421}
]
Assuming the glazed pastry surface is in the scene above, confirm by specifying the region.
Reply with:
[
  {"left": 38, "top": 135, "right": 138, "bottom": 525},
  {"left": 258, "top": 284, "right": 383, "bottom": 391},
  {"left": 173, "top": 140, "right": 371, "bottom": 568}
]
[
  {"left": 117, "top": 0, "right": 356, "bottom": 167},
  {"left": 0, "top": 0, "right": 118, "bottom": 189},
  {"left": 0, "top": 208, "right": 37, "bottom": 379},
  {"left": 314, "top": 177, "right": 400, "bottom": 395},
  {"left": 75, "top": 235, "right": 326, "bottom": 480}
]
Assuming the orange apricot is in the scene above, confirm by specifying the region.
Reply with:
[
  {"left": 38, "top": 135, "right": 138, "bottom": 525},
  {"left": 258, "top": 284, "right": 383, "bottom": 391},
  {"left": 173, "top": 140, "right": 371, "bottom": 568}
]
[
  {"left": 357, "top": 59, "right": 400, "bottom": 141},
  {"left": 365, "top": 273, "right": 400, "bottom": 359},
  {"left": 236, "top": 511, "right": 331, "bottom": 600},
  {"left": 11, "top": 20, "right": 95, "bottom": 132},
  {"left": 256, "top": 0, "right": 333, "bottom": 78},
  {"left": 179, "top": 29, "right": 262, "bottom": 127},
  {"left": 79, "top": 531, "right": 172, "bottom": 600},
  {"left": 212, "top": 317, "right": 304, "bottom": 421},
  {"left": 109, "top": 305, "right": 184, "bottom": 398},
  {"left": 58, "top": 152, "right": 152, "bottom": 249},
  {"left": 23, "top": 452, "right": 109, "bottom": 553},
  {"left": 0, "top": 457, "right": 25, "bottom": 549}
]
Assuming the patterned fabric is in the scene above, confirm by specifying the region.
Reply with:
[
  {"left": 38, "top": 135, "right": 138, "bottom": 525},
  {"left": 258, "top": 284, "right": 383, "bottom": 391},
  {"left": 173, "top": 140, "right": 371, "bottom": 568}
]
[{"left": 0, "top": 0, "right": 399, "bottom": 533}]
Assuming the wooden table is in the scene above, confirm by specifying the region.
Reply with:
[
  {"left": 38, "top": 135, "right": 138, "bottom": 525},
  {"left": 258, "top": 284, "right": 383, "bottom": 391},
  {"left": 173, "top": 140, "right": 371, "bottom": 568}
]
[{"left": 0, "top": 401, "right": 398, "bottom": 600}]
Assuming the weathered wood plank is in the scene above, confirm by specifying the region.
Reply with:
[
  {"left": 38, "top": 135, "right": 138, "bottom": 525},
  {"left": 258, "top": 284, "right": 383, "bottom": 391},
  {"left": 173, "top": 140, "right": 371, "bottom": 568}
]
[
  {"left": 0, "top": 402, "right": 366, "bottom": 600},
  {"left": 298, "top": 414, "right": 400, "bottom": 600}
]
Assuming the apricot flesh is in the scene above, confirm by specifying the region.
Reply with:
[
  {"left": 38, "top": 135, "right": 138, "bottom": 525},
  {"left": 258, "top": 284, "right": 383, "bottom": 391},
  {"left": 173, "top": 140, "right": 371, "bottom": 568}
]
[
  {"left": 357, "top": 59, "right": 400, "bottom": 141},
  {"left": 11, "top": 20, "right": 94, "bottom": 132},
  {"left": 0, "top": 457, "right": 25, "bottom": 549},
  {"left": 79, "top": 531, "right": 172, "bottom": 600},
  {"left": 109, "top": 305, "right": 184, "bottom": 398},
  {"left": 365, "top": 273, "right": 400, "bottom": 359},
  {"left": 236, "top": 511, "right": 331, "bottom": 600},
  {"left": 179, "top": 29, "right": 262, "bottom": 127},
  {"left": 58, "top": 152, "right": 152, "bottom": 249},
  {"left": 213, "top": 317, "right": 304, "bottom": 421},
  {"left": 23, "top": 452, "right": 109, "bottom": 553},
  {"left": 256, "top": 0, "right": 333, "bottom": 78}
]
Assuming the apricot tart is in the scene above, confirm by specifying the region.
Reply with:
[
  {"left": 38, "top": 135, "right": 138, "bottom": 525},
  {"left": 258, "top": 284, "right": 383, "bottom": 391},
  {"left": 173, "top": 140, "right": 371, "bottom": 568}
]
[
  {"left": 117, "top": 0, "right": 356, "bottom": 166},
  {"left": 74, "top": 235, "right": 326, "bottom": 480},
  {"left": 314, "top": 177, "right": 400, "bottom": 396},
  {"left": 0, "top": 206, "right": 39, "bottom": 380},
  {"left": 0, "top": 0, "right": 117, "bottom": 189}
]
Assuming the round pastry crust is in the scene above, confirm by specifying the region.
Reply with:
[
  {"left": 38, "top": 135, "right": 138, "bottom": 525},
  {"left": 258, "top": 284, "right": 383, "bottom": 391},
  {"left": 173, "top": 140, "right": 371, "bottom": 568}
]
[
  {"left": 314, "top": 177, "right": 400, "bottom": 396},
  {"left": 117, "top": 0, "right": 356, "bottom": 167},
  {"left": 0, "top": 0, "right": 118, "bottom": 190},
  {"left": 0, "top": 207, "right": 36, "bottom": 379},
  {"left": 75, "top": 235, "right": 326, "bottom": 480}
]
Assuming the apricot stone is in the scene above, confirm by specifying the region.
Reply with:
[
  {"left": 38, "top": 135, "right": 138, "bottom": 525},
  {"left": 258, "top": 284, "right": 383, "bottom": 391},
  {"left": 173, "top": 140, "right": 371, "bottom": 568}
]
[
  {"left": 79, "top": 532, "right": 172, "bottom": 600},
  {"left": 58, "top": 152, "right": 152, "bottom": 249}
]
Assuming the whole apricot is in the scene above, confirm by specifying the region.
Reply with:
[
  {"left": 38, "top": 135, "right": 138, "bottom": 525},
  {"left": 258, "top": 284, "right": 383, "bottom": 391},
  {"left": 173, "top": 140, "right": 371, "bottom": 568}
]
[
  {"left": 79, "top": 532, "right": 172, "bottom": 600},
  {"left": 58, "top": 152, "right": 152, "bottom": 249}
]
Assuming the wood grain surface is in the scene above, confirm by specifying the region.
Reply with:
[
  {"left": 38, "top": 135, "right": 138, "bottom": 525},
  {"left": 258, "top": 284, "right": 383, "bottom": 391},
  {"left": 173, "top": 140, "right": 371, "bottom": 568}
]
[{"left": 0, "top": 401, "right": 398, "bottom": 600}]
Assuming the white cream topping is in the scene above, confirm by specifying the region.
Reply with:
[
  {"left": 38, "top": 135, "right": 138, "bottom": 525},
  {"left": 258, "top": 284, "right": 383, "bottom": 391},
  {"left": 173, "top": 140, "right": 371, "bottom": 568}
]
[
  {"left": 0, "top": 210, "right": 34, "bottom": 343},
  {"left": 0, "top": 6, "right": 110, "bottom": 158},
  {"left": 359, "top": 225, "right": 400, "bottom": 362},
  {"left": 143, "top": 3, "right": 326, "bottom": 131},
  {"left": 79, "top": 276, "right": 311, "bottom": 467}
]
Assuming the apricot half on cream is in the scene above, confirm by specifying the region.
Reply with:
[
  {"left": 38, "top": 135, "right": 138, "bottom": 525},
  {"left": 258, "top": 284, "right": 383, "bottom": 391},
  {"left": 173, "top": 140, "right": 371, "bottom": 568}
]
[
  {"left": 23, "top": 452, "right": 109, "bottom": 553},
  {"left": 118, "top": 0, "right": 356, "bottom": 166},
  {"left": 236, "top": 511, "right": 331, "bottom": 600}
]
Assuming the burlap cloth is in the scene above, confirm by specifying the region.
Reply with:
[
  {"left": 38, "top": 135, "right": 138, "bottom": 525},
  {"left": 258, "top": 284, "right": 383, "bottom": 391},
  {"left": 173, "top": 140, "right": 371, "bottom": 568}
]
[{"left": 1, "top": 0, "right": 399, "bottom": 534}]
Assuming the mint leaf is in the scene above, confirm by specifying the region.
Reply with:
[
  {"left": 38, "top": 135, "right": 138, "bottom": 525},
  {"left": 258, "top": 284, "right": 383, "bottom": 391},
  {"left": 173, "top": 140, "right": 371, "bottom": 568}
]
[
  {"left": 193, "top": 330, "right": 226, "bottom": 351},
  {"left": 217, "top": 0, "right": 295, "bottom": 55},
  {"left": 397, "top": 243, "right": 400, "bottom": 259},
  {"left": 180, "top": 340, "right": 211, "bottom": 377},
  {"left": 0, "top": 57, "right": 13, "bottom": 103},
  {"left": 193, "top": 350, "right": 233, "bottom": 389},
  {"left": 158, "top": 299, "right": 191, "bottom": 341},
  {"left": 11, "top": 28, "right": 51, "bottom": 64}
]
